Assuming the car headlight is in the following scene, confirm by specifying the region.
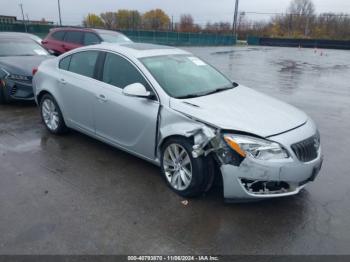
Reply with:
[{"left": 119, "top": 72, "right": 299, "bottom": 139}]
[
  {"left": 0, "top": 68, "right": 9, "bottom": 79},
  {"left": 8, "top": 74, "right": 30, "bottom": 81},
  {"left": 223, "top": 134, "right": 289, "bottom": 161}
]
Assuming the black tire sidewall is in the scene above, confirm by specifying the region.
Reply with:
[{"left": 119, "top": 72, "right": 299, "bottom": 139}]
[{"left": 160, "top": 137, "right": 209, "bottom": 198}]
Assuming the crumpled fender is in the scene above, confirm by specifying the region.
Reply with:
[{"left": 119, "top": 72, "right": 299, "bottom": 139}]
[{"left": 157, "top": 106, "right": 217, "bottom": 158}]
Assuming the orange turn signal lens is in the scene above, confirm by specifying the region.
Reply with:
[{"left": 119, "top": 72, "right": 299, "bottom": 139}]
[{"left": 224, "top": 137, "right": 246, "bottom": 157}]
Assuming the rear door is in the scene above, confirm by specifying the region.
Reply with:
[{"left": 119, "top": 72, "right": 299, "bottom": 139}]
[
  {"left": 57, "top": 50, "right": 101, "bottom": 133},
  {"left": 93, "top": 52, "right": 160, "bottom": 160},
  {"left": 62, "top": 31, "right": 84, "bottom": 52}
]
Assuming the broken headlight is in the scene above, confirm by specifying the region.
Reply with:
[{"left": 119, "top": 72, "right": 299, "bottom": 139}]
[{"left": 223, "top": 134, "right": 289, "bottom": 161}]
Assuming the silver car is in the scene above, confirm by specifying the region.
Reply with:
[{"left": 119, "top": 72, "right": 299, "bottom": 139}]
[{"left": 33, "top": 43, "right": 323, "bottom": 201}]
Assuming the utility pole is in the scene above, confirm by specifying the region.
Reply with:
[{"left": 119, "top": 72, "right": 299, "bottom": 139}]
[
  {"left": 19, "top": 3, "right": 27, "bottom": 32},
  {"left": 171, "top": 15, "right": 174, "bottom": 31},
  {"left": 232, "top": 0, "right": 239, "bottom": 37},
  {"left": 58, "top": 0, "right": 62, "bottom": 26}
]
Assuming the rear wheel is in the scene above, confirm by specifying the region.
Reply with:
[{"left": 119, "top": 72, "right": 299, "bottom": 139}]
[
  {"left": 161, "top": 137, "right": 214, "bottom": 198},
  {"left": 40, "top": 94, "right": 67, "bottom": 134}
]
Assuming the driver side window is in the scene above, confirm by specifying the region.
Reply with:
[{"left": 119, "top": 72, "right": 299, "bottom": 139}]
[{"left": 102, "top": 53, "right": 150, "bottom": 90}]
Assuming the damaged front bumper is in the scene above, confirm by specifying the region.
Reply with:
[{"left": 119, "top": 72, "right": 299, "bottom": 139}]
[
  {"left": 220, "top": 120, "right": 323, "bottom": 201},
  {"left": 221, "top": 152, "right": 323, "bottom": 201}
]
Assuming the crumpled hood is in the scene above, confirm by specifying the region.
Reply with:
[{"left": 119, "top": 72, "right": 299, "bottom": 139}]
[
  {"left": 170, "top": 85, "right": 308, "bottom": 137},
  {"left": 0, "top": 56, "right": 52, "bottom": 76}
]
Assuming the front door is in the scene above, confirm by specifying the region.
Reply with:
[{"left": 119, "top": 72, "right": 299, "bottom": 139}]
[{"left": 94, "top": 52, "right": 159, "bottom": 160}]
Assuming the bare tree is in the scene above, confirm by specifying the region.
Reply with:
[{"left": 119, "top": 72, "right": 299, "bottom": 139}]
[
  {"left": 179, "top": 14, "right": 194, "bottom": 32},
  {"left": 100, "top": 12, "right": 116, "bottom": 29},
  {"left": 288, "top": 0, "right": 315, "bottom": 36},
  {"left": 288, "top": 0, "right": 315, "bottom": 16}
]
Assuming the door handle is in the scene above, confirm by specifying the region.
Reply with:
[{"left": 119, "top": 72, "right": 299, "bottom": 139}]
[
  {"left": 59, "top": 78, "right": 67, "bottom": 85},
  {"left": 97, "top": 94, "right": 108, "bottom": 102}
]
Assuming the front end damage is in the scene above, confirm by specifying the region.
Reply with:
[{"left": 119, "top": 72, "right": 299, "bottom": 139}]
[{"left": 158, "top": 107, "right": 323, "bottom": 201}]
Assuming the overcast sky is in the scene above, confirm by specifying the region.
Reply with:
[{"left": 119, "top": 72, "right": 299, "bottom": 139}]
[{"left": 1, "top": 0, "right": 350, "bottom": 25}]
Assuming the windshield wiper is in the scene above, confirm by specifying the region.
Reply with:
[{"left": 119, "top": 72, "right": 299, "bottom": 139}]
[
  {"left": 197, "top": 86, "right": 234, "bottom": 97},
  {"left": 177, "top": 84, "right": 236, "bottom": 99},
  {"left": 177, "top": 93, "right": 203, "bottom": 99}
]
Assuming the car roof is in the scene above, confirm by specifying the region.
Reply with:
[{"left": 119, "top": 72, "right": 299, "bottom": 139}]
[
  {"left": 50, "top": 27, "right": 124, "bottom": 35},
  {"left": 93, "top": 29, "right": 125, "bottom": 35},
  {"left": 78, "top": 42, "right": 190, "bottom": 59},
  {"left": 50, "top": 27, "right": 92, "bottom": 33}
]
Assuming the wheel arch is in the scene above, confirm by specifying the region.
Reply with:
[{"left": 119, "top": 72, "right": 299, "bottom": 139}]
[
  {"left": 37, "top": 90, "right": 68, "bottom": 125},
  {"left": 159, "top": 134, "right": 194, "bottom": 151},
  {"left": 37, "top": 90, "right": 52, "bottom": 104}
]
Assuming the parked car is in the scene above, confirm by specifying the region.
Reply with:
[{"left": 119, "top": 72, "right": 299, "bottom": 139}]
[
  {"left": 41, "top": 28, "right": 132, "bottom": 55},
  {"left": 0, "top": 32, "right": 42, "bottom": 44},
  {"left": 0, "top": 33, "right": 53, "bottom": 104},
  {"left": 33, "top": 43, "right": 323, "bottom": 201}
]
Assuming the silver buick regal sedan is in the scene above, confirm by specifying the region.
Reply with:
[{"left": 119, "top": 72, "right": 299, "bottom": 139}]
[{"left": 33, "top": 43, "right": 323, "bottom": 201}]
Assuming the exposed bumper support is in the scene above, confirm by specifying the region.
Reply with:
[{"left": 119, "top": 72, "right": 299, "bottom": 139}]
[{"left": 221, "top": 151, "right": 322, "bottom": 200}]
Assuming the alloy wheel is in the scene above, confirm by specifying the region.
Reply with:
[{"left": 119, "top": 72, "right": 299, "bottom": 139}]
[
  {"left": 163, "top": 143, "right": 192, "bottom": 191},
  {"left": 42, "top": 98, "right": 59, "bottom": 131}
]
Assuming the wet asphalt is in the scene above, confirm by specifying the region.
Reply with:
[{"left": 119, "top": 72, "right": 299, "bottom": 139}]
[{"left": 0, "top": 46, "right": 350, "bottom": 255}]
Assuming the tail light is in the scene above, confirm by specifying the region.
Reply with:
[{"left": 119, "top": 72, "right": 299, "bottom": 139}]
[{"left": 32, "top": 68, "right": 38, "bottom": 76}]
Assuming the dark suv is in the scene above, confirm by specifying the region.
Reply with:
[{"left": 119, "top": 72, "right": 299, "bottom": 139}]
[{"left": 42, "top": 28, "right": 132, "bottom": 55}]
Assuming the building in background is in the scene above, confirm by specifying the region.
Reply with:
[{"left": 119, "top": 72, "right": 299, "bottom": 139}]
[
  {"left": 0, "top": 15, "right": 17, "bottom": 24},
  {"left": 0, "top": 15, "right": 54, "bottom": 25}
]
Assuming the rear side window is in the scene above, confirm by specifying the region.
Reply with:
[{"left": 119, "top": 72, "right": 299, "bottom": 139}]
[
  {"left": 51, "top": 31, "right": 65, "bottom": 41},
  {"left": 59, "top": 55, "right": 71, "bottom": 70},
  {"left": 102, "top": 53, "right": 149, "bottom": 89},
  {"left": 69, "top": 51, "right": 99, "bottom": 78},
  {"left": 83, "top": 33, "right": 100, "bottom": 45},
  {"left": 64, "top": 31, "right": 83, "bottom": 44}
]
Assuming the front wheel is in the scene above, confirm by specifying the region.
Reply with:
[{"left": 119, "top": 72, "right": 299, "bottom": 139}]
[
  {"left": 40, "top": 94, "right": 67, "bottom": 134},
  {"left": 160, "top": 137, "right": 214, "bottom": 198}
]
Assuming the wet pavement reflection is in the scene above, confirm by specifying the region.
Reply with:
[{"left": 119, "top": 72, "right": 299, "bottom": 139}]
[{"left": 0, "top": 46, "right": 350, "bottom": 254}]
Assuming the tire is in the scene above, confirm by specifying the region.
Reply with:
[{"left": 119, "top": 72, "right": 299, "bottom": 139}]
[
  {"left": 0, "top": 82, "right": 8, "bottom": 104},
  {"left": 40, "top": 94, "right": 67, "bottom": 134},
  {"left": 160, "top": 136, "right": 215, "bottom": 198}
]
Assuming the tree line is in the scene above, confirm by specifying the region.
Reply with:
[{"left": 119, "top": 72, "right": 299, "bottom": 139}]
[
  {"left": 83, "top": 9, "right": 234, "bottom": 34},
  {"left": 242, "top": 0, "right": 350, "bottom": 40},
  {"left": 83, "top": 0, "right": 350, "bottom": 40}
]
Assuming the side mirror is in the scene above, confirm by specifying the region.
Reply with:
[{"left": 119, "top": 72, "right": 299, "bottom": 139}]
[
  {"left": 123, "top": 83, "right": 151, "bottom": 98},
  {"left": 232, "top": 82, "right": 239, "bottom": 87}
]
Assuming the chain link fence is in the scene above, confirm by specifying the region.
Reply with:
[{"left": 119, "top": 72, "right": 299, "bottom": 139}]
[{"left": 0, "top": 23, "right": 236, "bottom": 46}]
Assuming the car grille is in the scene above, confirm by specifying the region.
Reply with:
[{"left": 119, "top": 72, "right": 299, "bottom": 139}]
[
  {"left": 291, "top": 133, "right": 320, "bottom": 162},
  {"left": 10, "top": 85, "right": 17, "bottom": 96}
]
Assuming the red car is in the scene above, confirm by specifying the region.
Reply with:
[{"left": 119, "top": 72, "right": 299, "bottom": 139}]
[{"left": 42, "top": 28, "right": 132, "bottom": 55}]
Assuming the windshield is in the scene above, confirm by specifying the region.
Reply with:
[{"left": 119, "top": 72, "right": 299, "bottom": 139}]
[
  {"left": 99, "top": 33, "right": 132, "bottom": 44},
  {"left": 0, "top": 38, "right": 49, "bottom": 57},
  {"left": 141, "top": 55, "right": 233, "bottom": 98}
]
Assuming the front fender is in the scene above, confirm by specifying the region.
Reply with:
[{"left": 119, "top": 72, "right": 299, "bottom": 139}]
[{"left": 157, "top": 106, "right": 217, "bottom": 158}]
